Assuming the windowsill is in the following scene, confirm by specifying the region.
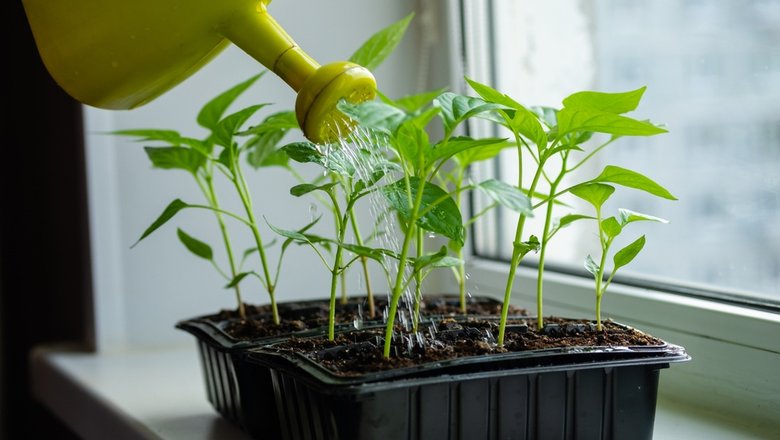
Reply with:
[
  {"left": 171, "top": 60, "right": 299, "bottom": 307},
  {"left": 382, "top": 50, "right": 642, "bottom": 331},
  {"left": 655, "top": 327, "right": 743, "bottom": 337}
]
[{"left": 32, "top": 345, "right": 775, "bottom": 439}]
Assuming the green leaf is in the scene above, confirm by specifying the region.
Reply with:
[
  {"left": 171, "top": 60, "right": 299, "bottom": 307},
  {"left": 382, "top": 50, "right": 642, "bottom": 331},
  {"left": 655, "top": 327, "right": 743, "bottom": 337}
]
[
  {"left": 562, "top": 87, "right": 647, "bottom": 114},
  {"left": 176, "top": 228, "right": 213, "bottom": 260},
  {"left": 197, "top": 73, "right": 264, "bottom": 130},
  {"left": 112, "top": 129, "right": 183, "bottom": 145},
  {"left": 531, "top": 106, "right": 559, "bottom": 128},
  {"left": 570, "top": 183, "right": 615, "bottom": 210},
  {"left": 267, "top": 222, "right": 316, "bottom": 245},
  {"left": 340, "top": 242, "right": 400, "bottom": 263},
  {"left": 217, "top": 146, "right": 234, "bottom": 170},
  {"left": 393, "top": 88, "right": 447, "bottom": 112},
  {"left": 394, "top": 120, "right": 428, "bottom": 169},
  {"left": 143, "top": 147, "right": 206, "bottom": 174},
  {"left": 591, "top": 165, "right": 677, "bottom": 200},
  {"left": 427, "top": 136, "right": 507, "bottom": 167},
  {"left": 133, "top": 199, "right": 189, "bottom": 247},
  {"left": 558, "top": 214, "right": 595, "bottom": 229},
  {"left": 434, "top": 92, "right": 501, "bottom": 136},
  {"left": 179, "top": 137, "right": 212, "bottom": 156},
  {"left": 237, "top": 111, "right": 298, "bottom": 136},
  {"left": 213, "top": 104, "right": 267, "bottom": 148},
  {"left": 613, "top": 235, "right": 646, "bottom": 271},
  {"left": 557, "top": 108, "right": 667, "bottom": 138},
  {"left": 412, "top": 246, "right": 461, "bottom": 271},
  {"left": 617, "top": 208, "right": 670, "bottom": 226},
  {"left": 225, "top": 272, "right": 252, "bottom": 289},
  {"left": 454, "top": 140, "right": 513, "bottom": 167},
  {"left": 245, "top": 129, "right": 288, "bottom": 169},
  {"left": 509, "top": 106, "right": 548, "bottom": 149},
  {"left": 280, "top": 217, "right": 321, "bottom": 254},
  {"left": 585, "top": 254, "right": 600, "bottom": 277},
  {"left": 282, "top": 142, "right": 322, "bottom": 164},
  {"left": 290, "top": 182, "right": 338, "bottom": 197},
  {"left": 338, "top": 100, "right": 408, "bottom": 135},
  {"left": 465, "top": 77, "right": 523, "bottom": 108},
  {"left": 477, "top": 179, "right": 534, "bottom": 216},
  {"left": 382, "top": 177, "right": 465, "bottom": 246},
  {"left": 465, "top": 78, "right": 547, "bottom": 148},
  {"left": 349, "top": 13, "right": 414, "bottom": 70},
  {"left": 514, "top": 235, "right": 540, "bottom": 259},
  {"left": 601, "top": 217, "right": 622, "bottom": 239},
  {"left": 540, "top": 143, "right": 584, "bottom": 162}
]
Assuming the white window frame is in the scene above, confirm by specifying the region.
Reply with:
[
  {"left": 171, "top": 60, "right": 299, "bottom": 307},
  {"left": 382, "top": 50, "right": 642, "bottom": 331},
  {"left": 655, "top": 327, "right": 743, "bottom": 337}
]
[{"left": 429, "top": 0, "right": 780, "bottom": 428}]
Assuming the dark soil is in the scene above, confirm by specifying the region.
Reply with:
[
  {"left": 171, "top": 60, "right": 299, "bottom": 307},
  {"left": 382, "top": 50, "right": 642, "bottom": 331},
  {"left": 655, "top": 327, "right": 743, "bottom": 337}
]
[
  {"left": 208, "top": 295, "right": 527, "bottom": 340},
  {"left": 270, "top": 317, "right": 664, "bottom": 376}
]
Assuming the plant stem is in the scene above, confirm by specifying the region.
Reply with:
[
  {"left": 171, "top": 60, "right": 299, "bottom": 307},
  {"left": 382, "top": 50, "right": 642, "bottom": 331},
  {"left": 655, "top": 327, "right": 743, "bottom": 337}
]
[
  {"left": 383, "top": 178, "right": 427, "bottom": 358},
  {"left": 413, "top": 226, "right": 423, "bottom": 332},
  {"left": 594, "top": 207, "right": 609, "bottom": 331},
  {"left": 454, "top": 168, "right": 467, "bottom": 313},
  {"left": 349, "top": 210, "right": 375, "bottom": 318},
  {"left": 205, "top": 175, "right": 245, "bottom": 319},
  {"left": 327, "top": 189, "right": 350, "bottom": 341},
  {"left": 232, "top": 164, "right": 278, "bottom": 325},
  {"left": 535, "top": 174, "right": 566, "bottom": 330},
  {"left": 497, "top": 134, "right": 545, "bottom": 347},
  {"left": 457, "top": 247, "right": 467, "bottom": 313}
]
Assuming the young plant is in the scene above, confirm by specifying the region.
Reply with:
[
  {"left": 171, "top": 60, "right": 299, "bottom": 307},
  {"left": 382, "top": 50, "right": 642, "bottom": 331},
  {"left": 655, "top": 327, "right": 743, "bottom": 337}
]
[
  {"left": 429, "top": 97, "right": 520, "bottom": 312},
  {"left": 571, "top": 185, "right": 669, "bottom": 329},
  {"left": 270, "top": 141, "right": 398, "bottom": 340},
  {"left": 464, "top": 80, "right": 673, "bottom": 343},
  {"left": 118, "top": 74, "right": 302, "bottom": 325},
  {"left": 338, "top": 90, "right": 530, "bottom": 357},
  {"left": 240, "top": 12, "right": 415, "bottom": 322}
]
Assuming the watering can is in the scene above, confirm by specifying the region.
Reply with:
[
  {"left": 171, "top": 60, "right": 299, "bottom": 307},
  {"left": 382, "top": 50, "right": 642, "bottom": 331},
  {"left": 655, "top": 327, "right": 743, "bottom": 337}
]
[{"left": 22, "top": 0, "right": 376, "bottom": 144}]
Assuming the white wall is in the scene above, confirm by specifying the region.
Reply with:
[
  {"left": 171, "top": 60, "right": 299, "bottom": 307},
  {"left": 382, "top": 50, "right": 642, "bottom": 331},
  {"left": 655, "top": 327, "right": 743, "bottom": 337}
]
[{"left": 85, "top": 0, "right": 422, "bottom": 350}]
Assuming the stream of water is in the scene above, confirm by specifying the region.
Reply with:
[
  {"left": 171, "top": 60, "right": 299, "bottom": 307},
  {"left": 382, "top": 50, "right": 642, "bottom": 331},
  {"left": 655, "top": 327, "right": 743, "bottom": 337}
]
[{"left": 324, "top": 124, "right": 419, "bottom": 335}]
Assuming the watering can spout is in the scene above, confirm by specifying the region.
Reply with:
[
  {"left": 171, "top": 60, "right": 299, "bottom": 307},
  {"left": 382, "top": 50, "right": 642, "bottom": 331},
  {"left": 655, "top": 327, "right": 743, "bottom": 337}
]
[{"left": 22, "top": 0, "right": 376, "bottom": 144}]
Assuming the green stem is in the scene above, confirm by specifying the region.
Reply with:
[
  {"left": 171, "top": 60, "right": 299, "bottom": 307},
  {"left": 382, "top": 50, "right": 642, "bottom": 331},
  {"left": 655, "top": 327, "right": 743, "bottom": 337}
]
[
  {"left": 594, "top": 207, "right": 610, "bottom": 331},
  {"left": 457, "top": 247, "right": 467, "bottom": 313},
  {"left": 454, "top": 168, "right": 467, "bottom": 313},
  {"left": 327, "top": 189, "right": 349, "bottom": 341},
  {"left": 413, "top": 226, "right": 423, "bottom": 332},
  {"left": 534, "top": 154, "right": 569, "bottom": 330},
  {"left": 204, "top": 175, "right": 245, "bottom": 319},
  {"left": 232, "top": 164, "right": 278, "bottom": 325},
  {"left": 497, "top": 135, "right": 545, "bottom": 347},
  {"left": 383, "top": 178, "right": 428, "bottom": 358},
  {"left": 568, "top": 138, "right": 617, "bottom": 173},
  {"left": 349, "top": 210, "right": 375, "bottom": 318}
]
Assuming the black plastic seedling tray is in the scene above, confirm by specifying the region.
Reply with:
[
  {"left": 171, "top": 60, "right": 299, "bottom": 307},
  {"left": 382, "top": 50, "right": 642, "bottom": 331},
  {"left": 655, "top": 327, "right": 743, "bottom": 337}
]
[
  {"left": 176, "top": 295, "right": 513, "bottom": 439},
  {"left": 247, "top": 326, "right": 689, "bottom": 440}
]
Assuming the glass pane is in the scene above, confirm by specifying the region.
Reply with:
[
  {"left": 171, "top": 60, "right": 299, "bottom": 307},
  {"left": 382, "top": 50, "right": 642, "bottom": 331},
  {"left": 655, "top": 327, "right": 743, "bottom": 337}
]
[{"left": 476, "top": 0, "right": 780, "bottom": 302}]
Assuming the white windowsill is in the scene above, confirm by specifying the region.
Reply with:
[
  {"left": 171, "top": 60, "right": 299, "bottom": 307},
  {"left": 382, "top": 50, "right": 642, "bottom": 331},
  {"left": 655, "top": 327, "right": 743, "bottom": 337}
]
[{"left": 31, "top": 345, "right": 775, "bottom": 440}]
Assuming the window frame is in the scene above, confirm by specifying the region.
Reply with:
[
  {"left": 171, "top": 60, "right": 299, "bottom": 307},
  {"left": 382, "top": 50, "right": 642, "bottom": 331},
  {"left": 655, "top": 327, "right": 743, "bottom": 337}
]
[{"left": 435, "top": 0, "right": 780, "bottom": 426}]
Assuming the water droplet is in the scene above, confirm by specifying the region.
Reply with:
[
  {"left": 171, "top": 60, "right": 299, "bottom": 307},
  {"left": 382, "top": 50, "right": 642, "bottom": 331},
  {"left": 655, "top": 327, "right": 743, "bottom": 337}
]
[{"left": 309, "top": 203, "right": 318, "bottom": 222}]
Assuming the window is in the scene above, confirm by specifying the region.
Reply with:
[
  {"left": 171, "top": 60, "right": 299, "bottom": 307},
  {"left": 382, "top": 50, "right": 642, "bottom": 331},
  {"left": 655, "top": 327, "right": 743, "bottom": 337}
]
[
  {"left": 445, "top": 0, "right": 780, "bottom": 427},
  {"left": 467, "top": 0, "right": 780, "bottom": 305}
]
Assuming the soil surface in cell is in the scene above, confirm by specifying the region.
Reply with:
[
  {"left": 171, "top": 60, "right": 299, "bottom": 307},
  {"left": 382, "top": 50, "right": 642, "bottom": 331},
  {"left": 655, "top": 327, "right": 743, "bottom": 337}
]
[
  {"left": 269, "top": 317, "right": 665, "bottom": 375},
  {"left": 205, "top": 295, "right": 527, "bottom": 340}
]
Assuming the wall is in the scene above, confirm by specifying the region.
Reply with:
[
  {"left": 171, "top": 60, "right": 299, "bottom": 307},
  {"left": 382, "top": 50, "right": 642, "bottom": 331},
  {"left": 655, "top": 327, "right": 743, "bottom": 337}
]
[{"left": 84, "top": 0, "right": 422, "bottom": 350}]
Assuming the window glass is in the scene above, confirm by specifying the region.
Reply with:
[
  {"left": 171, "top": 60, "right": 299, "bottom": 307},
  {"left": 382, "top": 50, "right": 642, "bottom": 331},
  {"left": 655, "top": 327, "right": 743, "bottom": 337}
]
[{"left": 474, "top": 0, "right": 780, "bottom": 302}]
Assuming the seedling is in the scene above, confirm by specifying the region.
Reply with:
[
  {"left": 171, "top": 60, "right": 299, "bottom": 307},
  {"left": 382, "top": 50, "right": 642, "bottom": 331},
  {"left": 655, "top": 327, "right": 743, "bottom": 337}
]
[
  {"left": 463, "top": 80, "right": 673, "bottom": 344},
  {"left": 117, "top": 74, "right": 301, "bottom": 324}
]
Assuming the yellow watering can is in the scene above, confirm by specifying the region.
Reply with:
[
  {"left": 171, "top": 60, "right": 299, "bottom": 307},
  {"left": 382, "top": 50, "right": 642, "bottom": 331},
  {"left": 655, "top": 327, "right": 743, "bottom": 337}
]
[{"left": 22, "top": 0, "right": 376, "bottom": 144}]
